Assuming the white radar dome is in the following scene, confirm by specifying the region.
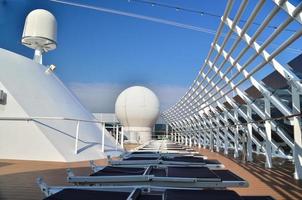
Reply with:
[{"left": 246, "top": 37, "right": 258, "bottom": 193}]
[
  {"left": 115, "top": 86, "right": 160, "bottom": 144},
  {"left": 22, "top": 9, "right": 57, "bottom": 52}
]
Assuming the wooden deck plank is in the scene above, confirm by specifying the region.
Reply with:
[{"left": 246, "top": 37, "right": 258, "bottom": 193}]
[
  {"left": 0, "top": 144, "right": 302, "bottom": 199},
  {"left": 0, "top": 159, "right": 107, "bottom": 200},
  {"left": 195, "top": 147, "right": 302, "bottom": 200}
]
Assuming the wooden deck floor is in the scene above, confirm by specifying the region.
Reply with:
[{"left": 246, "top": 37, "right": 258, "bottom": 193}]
[
  {"left": 0, "top": 145, "right": 301, "bottom": 199},
  {"left": 195, "top": 147, "right": 302, "bottom": 200}
]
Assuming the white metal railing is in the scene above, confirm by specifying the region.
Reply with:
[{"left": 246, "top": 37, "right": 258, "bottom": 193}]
[
  {"left": 162, "top": 0, "right": 302, "bottom": 180},
  {"left": 0, "top": 116, "right": 124, "bottom": 154}
]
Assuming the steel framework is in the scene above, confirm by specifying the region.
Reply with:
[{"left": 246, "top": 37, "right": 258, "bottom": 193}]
[{"left": 162, "top": 0, "right": 302, "bottom": 180}]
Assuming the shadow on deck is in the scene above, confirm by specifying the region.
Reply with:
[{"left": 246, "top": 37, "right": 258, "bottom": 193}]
[{"left": 196, "top": 147, "right": 302, "bottom": 200}]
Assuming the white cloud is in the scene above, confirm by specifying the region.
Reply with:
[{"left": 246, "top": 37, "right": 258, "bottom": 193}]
[{"left": 68, "top": 82, "right": 187, "bottom": 113}]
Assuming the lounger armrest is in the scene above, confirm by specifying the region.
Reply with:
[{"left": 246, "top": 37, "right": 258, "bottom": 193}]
[
  {"left": 152, "top": 177, "right": 196, "bottom": 182},
  {"left": 110, "top": 160, "right": 160, "bottom": 165},
  {"left": 161, "top": 161, "right": 206, "bottom": 166},
  {"left": 196, "top": 178, "right": 222, "bottom": 182},
  {"left": 222, "top": 180, "right": 249, "bottom": 187},
  {"left": 68, "top": 175, "right": 154, "bottom": 183}
]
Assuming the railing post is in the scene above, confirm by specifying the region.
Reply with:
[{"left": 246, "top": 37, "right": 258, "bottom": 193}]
[
  {"left": 203, "top": 132, "right": 207, "bottom": 149},
  {"left": 216, "top": 128, "right": 220, "bottom": 152},
  {"left": 185, "top": 136, "right": 188, "bottom": 146},
  {"left": 165, "top": 124, "right": 168, "bottom": 138},
  {"left": 121, "top": 126, "right": 124, "bottom": 149},
  {"left": 74, "top": 121, "right": 80, "bottom": 154},
  {"left": 101, "top": 122, "right": 105, "bottom": 153},
  {"left": 115, "top": 124, "right": 119, "bottom": 148},
  {"left": 234, "top": 110, "right": 239, "bottom": 158},
  {"left": 198, "top": 134, "right": 202, "bottom": 148},
  {"left": 224, "top": 112, "right": 229, "bottom": 155},
  {"left": 174, "top": 132, "right": 177, "bottom": 142}
]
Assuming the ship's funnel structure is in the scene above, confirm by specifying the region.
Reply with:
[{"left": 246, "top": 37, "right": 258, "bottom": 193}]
[
  {"left": 21, "top": 9, "right": 57, "bottom": 64},
  {"left": 115, "top": 86, "right": 160, "bottom": 144}
]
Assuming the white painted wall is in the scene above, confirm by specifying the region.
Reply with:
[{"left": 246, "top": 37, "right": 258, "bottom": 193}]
[{"left": 0, "top": 48, "right": 122, "bottom": 162}]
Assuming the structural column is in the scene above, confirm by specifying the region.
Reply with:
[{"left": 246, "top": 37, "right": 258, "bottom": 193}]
[
  {"left": 247, "top": 106, "right": 253, "bottom": 162},
  {"left": 185, "top": 135, "right": 188, "bottom": 146},
  {"left": 198, "top": 132, "right": 202, "bottom": 148},
  {"left": 292, "top": 85, "right": 302, "bottom": 180},
  {"left": 264, "top": 98, "right": 272, "bottom": 168},
  {"left": 203, "top": 131, "right": 207, "bottom": 149},
  {"left": 209, "top": 119, "right": 214, "bottom": 152},
  {"left": 224, "top": 112, "right": 229, "bottom": 155},
  {"left": 234, "top": 109, "right": 239, "bottom": 158}
]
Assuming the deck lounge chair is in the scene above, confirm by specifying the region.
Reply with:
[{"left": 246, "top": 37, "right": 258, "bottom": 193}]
[
  {"left": 66, "top": 166, "right": 248, "bottom": 188},
  {"left": 108, "top": 155, "right": 223, "bottom": 169},
  {"left": 38, "top": 180, "right": 273, "bottom": 200}
]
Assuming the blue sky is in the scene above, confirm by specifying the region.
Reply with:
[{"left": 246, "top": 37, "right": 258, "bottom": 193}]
[{"left": 0, "top": 0, "right": 301, "bottom": 112}]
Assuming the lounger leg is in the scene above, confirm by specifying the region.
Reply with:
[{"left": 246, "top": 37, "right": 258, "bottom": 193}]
[
  {"left": 36, "top": 177, "right": 50, "bottom": 197},
  {"left": 89, "top": 160, "right": 98, "bottom": 172},
  {"left": 66, "top": 168, "right": 75, "bottom": 181}
]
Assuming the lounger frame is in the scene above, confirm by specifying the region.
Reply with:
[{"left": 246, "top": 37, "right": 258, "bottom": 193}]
[{"left": 66, "top": 169, "right": 248, "bottom": 188}]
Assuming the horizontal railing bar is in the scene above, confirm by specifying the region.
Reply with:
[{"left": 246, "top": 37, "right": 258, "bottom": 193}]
[
  {"left": 193, "top": 113, "right": 302, "bottom": 132},
  {"left": 0, "top": 116, "right": 103, "bottom": 123}
]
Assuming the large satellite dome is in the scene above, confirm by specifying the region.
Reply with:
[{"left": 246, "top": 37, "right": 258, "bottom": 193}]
[{"left": 115, "top": 86, "right": 160, "bottom": 143}]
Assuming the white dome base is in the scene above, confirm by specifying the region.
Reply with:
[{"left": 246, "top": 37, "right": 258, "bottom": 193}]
[
  {"left": 115, "top": 86, "right": 160, "bottom": 145},
  {"left": 124, "top": 126, "right": 152, "bottom": 144}
]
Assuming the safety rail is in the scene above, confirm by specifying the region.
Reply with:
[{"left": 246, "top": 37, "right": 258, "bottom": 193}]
[
  {"left": 0, "top": 116, "right": 124, "bottom": 154},
  {"left": 188, "top": 113, "right": 302, "bottom": 132}
]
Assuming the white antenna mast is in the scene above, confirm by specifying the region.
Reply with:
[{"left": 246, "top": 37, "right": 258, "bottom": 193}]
[{"left": 21, "top": 9, "right": 57, "bottom": 64}]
